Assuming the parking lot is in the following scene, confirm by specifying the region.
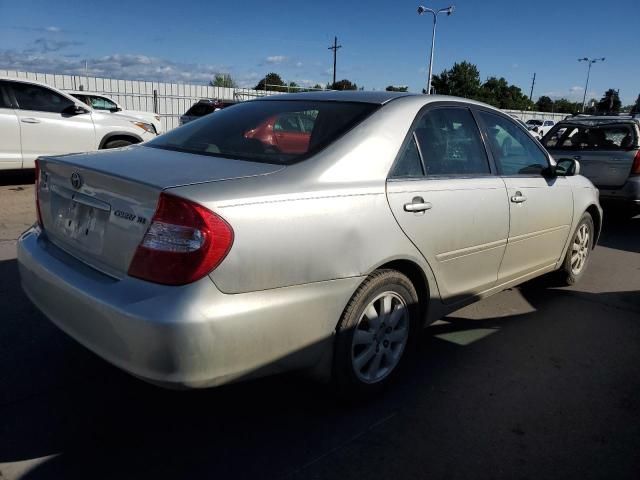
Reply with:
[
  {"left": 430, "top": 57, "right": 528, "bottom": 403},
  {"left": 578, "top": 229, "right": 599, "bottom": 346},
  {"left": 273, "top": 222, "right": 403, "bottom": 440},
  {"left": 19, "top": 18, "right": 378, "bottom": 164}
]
[{"left": 0, "top": 171, "right": 638, "bottom": 479}]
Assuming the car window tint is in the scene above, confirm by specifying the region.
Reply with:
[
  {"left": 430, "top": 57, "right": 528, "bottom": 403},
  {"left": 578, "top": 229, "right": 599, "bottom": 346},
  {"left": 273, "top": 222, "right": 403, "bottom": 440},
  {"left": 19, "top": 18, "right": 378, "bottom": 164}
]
[
  {"left": 89, "top": 96, "right": 117, "bottom": 111},
  {"left": 275, "top": 114, "right": 303, "bottom": 132},
  {"left": 391, "top": 135, "right": 424, "bottom": 177},
  {"left": 186, "top": 103, "right": 212, "bottom": 116},
  {"left": 413, "top": 107, "right": 490, "bottom": 176},
  {"left": 0, "top": 83, "right": 10, "bottom": 108},
  {"left": 480, "top": 111, "right": 548, "bottom": 175},
  {"left": 543, "top": 124, "right": 636, "bottom": 151},
  {"left": 150, "top": 100, "right": 378, "bottom": 165},
  {"left": 11, "top": 82, "right": 74, "bottom": 113}
]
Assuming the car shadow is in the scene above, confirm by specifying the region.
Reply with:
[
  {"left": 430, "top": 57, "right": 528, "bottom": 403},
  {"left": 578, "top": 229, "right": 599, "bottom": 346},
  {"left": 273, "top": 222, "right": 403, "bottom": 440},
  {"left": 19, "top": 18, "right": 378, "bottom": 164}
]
[
  {"left": 597, "top": 214, "right": 640, "bottom": 254},
  {"left": 0, "top": 169, "right": 35, "bottom": 187},
  {"left": 1, "top": 255, "right": 639, "bottom": 480}
]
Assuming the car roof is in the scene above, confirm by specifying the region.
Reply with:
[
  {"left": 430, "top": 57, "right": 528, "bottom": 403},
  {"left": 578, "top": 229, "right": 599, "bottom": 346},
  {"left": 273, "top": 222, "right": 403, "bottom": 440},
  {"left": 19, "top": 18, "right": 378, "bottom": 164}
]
[{"left": 254, "top": 90, "right": 417, "bottom": 104}]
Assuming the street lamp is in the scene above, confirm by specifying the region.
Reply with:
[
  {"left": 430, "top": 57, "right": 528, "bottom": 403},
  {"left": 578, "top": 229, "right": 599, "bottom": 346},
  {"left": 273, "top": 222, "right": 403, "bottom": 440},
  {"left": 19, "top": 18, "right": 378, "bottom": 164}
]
[
  {"left": 417, "top": 4, "right": 454, "bottom": 95},
  {"left": 578, "top": 57, "right": 605, "bottom": 112}
]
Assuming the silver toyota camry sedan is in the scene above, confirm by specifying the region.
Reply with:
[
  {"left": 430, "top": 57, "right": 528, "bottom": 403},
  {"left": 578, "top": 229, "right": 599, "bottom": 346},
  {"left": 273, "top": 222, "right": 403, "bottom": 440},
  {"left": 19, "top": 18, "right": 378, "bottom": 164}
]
[{"left": 18, "top": 91, "right": 602, "bottom": 395}]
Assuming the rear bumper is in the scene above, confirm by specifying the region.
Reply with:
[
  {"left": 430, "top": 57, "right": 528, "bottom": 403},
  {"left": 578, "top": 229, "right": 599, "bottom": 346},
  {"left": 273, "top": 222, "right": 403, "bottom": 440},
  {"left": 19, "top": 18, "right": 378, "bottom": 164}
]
[
  {"left": 598, "top": 177, "right": 640, "bottom": 212},
  {"left": 18, "top": 227, "right": 361, "bottom": 388}
]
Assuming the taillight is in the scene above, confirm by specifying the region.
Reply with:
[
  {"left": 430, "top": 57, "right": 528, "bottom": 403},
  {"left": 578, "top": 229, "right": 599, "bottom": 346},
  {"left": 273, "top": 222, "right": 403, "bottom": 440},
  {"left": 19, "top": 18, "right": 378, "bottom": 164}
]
[
  {"left": 128, "top": 193, "right": 234, "bottom": 285},
  {"left": 34, "top": 159, "right": 43, "bottom": 227},
  {"left": 631, "top": 150, "right": 640, "bottom": 175}
]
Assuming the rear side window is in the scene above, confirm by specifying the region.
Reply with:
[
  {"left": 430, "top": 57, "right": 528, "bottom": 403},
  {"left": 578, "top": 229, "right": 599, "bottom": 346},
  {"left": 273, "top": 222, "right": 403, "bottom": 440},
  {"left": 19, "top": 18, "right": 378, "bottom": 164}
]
[
  {"left": 11, "top": 82, "right": 74, "bottom": 113},
  {"left": 413, "top": 107, "right": 490, "bottom": 176},
  {"left": 185, "top": 103, "right": 214, "bottom": 116},
  {"left": 480, "top": 111, "right": 549, "bottom": 175},
  {"left": 150, "top": 100, "right": 378, "bottom": 165},
  {"left": 543, "top": 124, "right": 636, "bottom": 151},
  {"left": 391, "top": 135, "right": 424, "bottom": 177}
]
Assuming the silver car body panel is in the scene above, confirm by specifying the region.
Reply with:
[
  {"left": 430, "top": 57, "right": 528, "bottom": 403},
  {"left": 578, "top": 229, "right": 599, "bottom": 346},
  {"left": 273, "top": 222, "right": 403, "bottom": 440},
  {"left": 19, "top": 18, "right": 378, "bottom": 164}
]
[{"left": 19, "top": 92, "right": 602, "bottom": 388}]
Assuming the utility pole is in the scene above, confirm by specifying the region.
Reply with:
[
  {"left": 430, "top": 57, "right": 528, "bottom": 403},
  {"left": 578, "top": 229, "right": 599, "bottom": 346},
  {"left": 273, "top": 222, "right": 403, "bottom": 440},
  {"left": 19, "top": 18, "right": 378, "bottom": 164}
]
[
  {"left": 529, "top": 72, "right": 536, "bottom": 101},
  {"left": 328, "top": 36, "right": 342, "bottom": 86}
]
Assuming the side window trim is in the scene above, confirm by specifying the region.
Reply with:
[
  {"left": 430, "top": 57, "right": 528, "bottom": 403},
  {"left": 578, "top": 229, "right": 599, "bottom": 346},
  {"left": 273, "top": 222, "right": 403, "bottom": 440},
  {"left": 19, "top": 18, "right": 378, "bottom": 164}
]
[{"left": 474, "top": 107, "right": 551, "bottom": 177}]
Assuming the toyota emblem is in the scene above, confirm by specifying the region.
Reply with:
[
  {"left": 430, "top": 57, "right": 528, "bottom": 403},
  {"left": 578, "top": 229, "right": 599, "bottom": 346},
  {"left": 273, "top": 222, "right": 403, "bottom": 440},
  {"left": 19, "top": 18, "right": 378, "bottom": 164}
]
[{"left": 70, "top": 172, "right": 83, "bottom": 189}]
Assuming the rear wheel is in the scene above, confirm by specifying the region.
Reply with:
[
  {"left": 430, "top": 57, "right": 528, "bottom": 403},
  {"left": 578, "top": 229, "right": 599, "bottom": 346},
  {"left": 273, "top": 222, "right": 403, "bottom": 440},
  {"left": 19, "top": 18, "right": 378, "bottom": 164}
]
[
  {"left": 561, "top": 212, "right": 594, "bottom": 285},
  {"left": 333, "top": 269, "right": 419, "bottom": 397}
]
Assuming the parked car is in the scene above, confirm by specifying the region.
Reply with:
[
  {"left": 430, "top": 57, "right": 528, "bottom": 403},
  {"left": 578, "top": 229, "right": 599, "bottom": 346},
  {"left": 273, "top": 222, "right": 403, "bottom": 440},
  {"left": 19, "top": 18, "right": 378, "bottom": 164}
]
[
  {"left": 0, "top": 78, "right": 157, "bottom": 171},
  {"left": 179, "top": 99, "right": 237, "bottom": 125},
  {"left": 67, "top": 91, "right": 163, "bottom": 134},
  {"left": 18, "top": 92, "right": 601, "bottom": 396},
  {"left": 526, "top": 119, "right": 555, "bottom": 139},
  {"left": 244, "top": 112, "right": 315, "bottom": 153},
  {"left": 542, "top": 115, "right": 640, "bottom": 216}
]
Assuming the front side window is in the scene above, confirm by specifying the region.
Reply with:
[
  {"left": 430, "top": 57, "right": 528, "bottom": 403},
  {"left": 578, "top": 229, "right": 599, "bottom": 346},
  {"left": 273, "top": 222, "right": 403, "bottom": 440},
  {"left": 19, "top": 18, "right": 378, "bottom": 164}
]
[
  {"left": 543, "top": 123, "right": 636, "bottom": 151},
  {"left": 88, "top": 95, "right": 118, "bottom": 111},
  {"left": 412, "top": 107, "right": 490, "bottom": 176},
  {"left": 149, "top": 100, "right": 378, "bottom": 165},
  {"left": 0, "top": 82, "right": 11, "bottom": 108},
  {"left": 274, "top": 114, "right": 303, "bottom": 132},
  {"left": 480, "top": 111, "right": 549, "bottom": 175},
  {"left": 11, "top": 82, "right": 74, "bottom": 113}
]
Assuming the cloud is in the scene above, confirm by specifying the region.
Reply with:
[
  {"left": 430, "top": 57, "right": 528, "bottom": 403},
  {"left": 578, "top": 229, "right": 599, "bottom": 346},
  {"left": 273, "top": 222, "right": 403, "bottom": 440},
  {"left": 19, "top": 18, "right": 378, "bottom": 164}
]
[
  {"left": 569, "top": 86, "right": 584, "bottom": 93},
  {"left": 265, "top": 55, "right": 287, "bottom": 64},
  {"left": 0, "top": 49, "right": 263, "bottom": 86},
  {"left": 295, "top": 61, "right": 303, "bottom": 68},
  {"left": 45, "top": 26, "right": 61, "bottom": 33},
  {"left": 31, "top": 38, "right": 84, "bottom": 53}
]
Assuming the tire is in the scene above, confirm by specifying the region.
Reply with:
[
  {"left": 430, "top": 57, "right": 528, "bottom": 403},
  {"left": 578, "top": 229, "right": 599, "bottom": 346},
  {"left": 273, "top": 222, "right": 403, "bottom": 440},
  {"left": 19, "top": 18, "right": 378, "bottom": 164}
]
[
  {"left": 333, "top": 269, "right": 419, "bottom": 397},
  {"left": 103, "top": 139, "right": 133, "bottom": 149},
  {"left": 561, "top": 212, "right": 594, "bottom": 285}
]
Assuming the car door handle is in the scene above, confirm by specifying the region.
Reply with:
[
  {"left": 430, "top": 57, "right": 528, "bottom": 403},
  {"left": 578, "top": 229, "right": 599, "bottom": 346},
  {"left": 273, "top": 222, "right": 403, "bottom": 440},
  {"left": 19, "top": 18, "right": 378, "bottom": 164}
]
[
  {"left": 21, "top": 117, "right": 41, "bottom": 124},
  {"left": 404, "top": 197, "right": 432, "bottom": 212},
  {"left": 510, "top": 191, "right": 527, "bottom": 203}
]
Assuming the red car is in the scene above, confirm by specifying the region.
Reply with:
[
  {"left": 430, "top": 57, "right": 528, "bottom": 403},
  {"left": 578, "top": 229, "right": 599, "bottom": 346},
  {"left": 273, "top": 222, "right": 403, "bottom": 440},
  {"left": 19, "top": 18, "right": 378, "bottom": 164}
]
[{"left": 244, "top": 112, "right": 314, "bottom": 154}]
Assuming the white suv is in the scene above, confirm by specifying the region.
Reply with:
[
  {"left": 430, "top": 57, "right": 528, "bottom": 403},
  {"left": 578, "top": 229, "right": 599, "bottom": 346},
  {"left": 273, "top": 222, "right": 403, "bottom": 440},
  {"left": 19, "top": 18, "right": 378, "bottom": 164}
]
[
  {"left": 67, "top": 91, "right": 163, "bottom": 134},
  {"left": 0, "top": 78, "right": 157, "bottom": 171}
]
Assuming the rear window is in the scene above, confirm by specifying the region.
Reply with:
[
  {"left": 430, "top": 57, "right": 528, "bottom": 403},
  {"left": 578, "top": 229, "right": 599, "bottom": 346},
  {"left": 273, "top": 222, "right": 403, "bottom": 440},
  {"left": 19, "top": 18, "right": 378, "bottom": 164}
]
[
  {"left": 150, "top": 100, "right": 379, "bottom": 165},
  {"left": 185, "top": 103, "right": 216, "bottom": 116},
  {"left": 543, "top": 123, "right": 637, "bottom": 151}
]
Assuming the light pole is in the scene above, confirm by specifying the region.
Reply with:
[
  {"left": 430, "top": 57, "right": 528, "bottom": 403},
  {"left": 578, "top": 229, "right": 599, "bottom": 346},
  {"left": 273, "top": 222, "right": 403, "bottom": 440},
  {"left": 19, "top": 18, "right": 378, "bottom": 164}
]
[
  {"left": 417, "top": 4, "right": 454, "bottom": 95},
  {"left": 578, "top": 57, "right": 605, "bottom": 112}
]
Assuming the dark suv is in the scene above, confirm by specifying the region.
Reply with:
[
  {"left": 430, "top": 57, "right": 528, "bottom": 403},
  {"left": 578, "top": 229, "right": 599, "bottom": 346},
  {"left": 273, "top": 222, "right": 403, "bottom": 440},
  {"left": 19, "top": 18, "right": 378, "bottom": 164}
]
[
  {"left": 542, "top": 115, "right": 640, "bottom": 215},
  {"left": 179, "top": 99, "right": 237, "bottom": 126}
]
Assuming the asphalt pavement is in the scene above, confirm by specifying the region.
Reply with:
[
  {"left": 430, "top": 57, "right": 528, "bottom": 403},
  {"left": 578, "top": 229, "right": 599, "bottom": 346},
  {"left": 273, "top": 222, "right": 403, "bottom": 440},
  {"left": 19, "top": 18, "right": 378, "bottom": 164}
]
[{"left": 0, "top": 172, "right": 638, "bottom": 480}]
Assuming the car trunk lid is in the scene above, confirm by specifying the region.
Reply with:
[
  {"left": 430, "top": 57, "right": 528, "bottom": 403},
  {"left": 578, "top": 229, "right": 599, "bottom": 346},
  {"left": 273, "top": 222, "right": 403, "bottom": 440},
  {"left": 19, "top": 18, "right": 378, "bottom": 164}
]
[{"left": 36, "top": 146, "right": 284, "bottom": 278}]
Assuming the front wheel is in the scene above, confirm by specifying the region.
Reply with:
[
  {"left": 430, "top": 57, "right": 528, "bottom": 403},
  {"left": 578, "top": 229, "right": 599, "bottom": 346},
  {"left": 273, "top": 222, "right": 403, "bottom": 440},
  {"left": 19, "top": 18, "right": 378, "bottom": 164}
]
[
  {"left": 333, "top": 269, "right": 419, "bottom": 397},
  {"left": 561, "top": 212, "right": 594, "bottom": 285}
]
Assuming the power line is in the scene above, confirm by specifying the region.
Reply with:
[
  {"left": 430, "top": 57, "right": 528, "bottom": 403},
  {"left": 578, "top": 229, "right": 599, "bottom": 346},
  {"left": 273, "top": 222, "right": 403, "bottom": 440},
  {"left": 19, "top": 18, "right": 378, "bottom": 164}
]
[{"left": 328, "top": 36, "right": 342, "bottom": 86}]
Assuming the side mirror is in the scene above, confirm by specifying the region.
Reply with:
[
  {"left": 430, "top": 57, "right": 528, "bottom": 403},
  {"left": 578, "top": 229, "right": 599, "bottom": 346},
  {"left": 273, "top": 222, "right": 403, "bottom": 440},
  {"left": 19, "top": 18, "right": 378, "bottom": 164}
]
[
  {"left": 555, "top": 158, "right": 581, "bottom": 177},
  {"left": 109, "top": 107, "right": 122, "bottom": 113},
  {"left": 63, "top": 104, "right": 89, "bottom": 116}
]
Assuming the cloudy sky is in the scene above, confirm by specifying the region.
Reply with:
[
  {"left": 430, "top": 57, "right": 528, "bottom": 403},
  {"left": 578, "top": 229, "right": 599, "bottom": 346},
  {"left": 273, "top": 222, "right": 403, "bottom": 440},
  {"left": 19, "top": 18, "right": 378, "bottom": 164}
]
[{"left": 1, "top": 0, "right": 639, "bottom": 103}]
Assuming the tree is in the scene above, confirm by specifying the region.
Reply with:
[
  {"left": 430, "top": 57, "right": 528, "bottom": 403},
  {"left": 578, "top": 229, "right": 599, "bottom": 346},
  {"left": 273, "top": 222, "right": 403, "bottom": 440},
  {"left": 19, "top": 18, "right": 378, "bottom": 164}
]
[
  {"left": 630, "top": 94, "right": 640, "bottom": 114},
  {"left": 386, "top": 85, "right": 408, "bottom": 92},
  {"left": 431, "top": 61, "right": 481, "bottom": 98},
  {"left": 255, "top": 73, "right": 286, "bottom": 91},
  {"left": 330, "top": 79, "right": 358, "bottom": 91},
  {"left": 210, "top": 73, "right": 236, "bottom": 88},
  {"left": 312, "top": 84, "right": 324, "bottom": 91},
  {"left": 536, "top": 96, "right": 554, "bottom": 112},
  {"left": 597, "top": 89, "right": 621, "bottom": 114},
  {"left": 553, "top": 98, "right": 581, "bottom": 115},
  {"left": 476, "top": 76, "right": 533, "bottom": 110}
]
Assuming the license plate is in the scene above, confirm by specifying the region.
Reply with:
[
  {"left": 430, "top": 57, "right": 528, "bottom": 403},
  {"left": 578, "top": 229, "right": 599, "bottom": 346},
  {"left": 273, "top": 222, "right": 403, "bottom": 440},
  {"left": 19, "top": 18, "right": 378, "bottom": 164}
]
[{"left": 52, "top": 196, "right": 106, "bottom": 254}]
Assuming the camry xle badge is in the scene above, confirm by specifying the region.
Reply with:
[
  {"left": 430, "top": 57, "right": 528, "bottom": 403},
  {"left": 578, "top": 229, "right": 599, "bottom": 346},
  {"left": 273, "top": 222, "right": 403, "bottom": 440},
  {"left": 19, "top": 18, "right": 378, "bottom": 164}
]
[{"left": 70, "top": 172, "right": 83, "bottom": 189}]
